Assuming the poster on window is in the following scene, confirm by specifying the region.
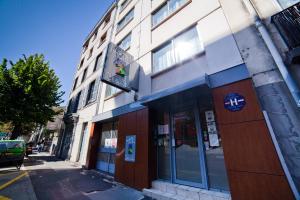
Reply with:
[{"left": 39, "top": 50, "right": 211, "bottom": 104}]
[
  {"left": 158, "top": 124, "right": 169, "bottom": 135},
  {"left": 207, "top": 121, "right": 217, "bottom": 132},
  {"left": 125, "top": 135, "right": 136, "bottom": 162},
  {"left": 104, "top": 138, "right": 112, "bottom": 147},
  {"left": 209, "top": 134, "right": 220, "bottom": 147},
  {"left": 205, "top": 110, "right": 215, "bottom": 122}
]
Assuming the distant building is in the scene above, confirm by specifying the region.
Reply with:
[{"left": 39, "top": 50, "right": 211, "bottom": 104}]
[{"left": 63, "top": 0, "right": 300, "bottom": 199}]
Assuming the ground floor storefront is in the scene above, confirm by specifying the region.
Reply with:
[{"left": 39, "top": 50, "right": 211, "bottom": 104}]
[{"left": 85, "top": 65, "right": 295, "bottom": 200}]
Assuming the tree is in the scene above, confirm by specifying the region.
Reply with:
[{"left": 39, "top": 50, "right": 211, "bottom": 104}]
[{"left": 0, "top": 54, "right": 64, "bottom": 139}]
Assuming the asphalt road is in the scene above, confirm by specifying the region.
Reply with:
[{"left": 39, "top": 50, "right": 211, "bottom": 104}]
[{"left": 0, "top": 153, "right": 150, "bottom": 200}]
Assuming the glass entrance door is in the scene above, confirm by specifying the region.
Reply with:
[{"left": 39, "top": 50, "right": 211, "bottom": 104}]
[{"left": 171, "top": 108, "right": 206, "bottom": 187}]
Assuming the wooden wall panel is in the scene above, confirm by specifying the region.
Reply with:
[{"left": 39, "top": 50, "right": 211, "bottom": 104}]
[
  {"left": 213, "top": 79, "right": 294, "bottom": 200},
  {"left": 213, "top": 79, "right": 264, "bottom": 124},
  {"left": 228, "top": 171, "right": 294, "bottom": 200},
  {"left": 220, "top": 121, "right": 283, "bottom": 175},
  {"left": 85, "top": 123, "right": 101, "bottom": 169},
  {"left": 115, "top": 108, "right": 150, "bottom": 190}
]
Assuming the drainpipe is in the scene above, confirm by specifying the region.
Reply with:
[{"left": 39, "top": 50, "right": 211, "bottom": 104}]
[
  {"left": 242, "top": 0, "right": 300, "bottom": 199},
  {"left": 242, "top": 0, "right": 300, "bottom": 108}
]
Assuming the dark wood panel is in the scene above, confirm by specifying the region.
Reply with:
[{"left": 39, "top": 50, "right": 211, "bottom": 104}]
[
  {"left": 115, "top": 108, "right": 150, "bottom": 190},
  {"left": 212, "top": 79, "right": 264, "bottom": 125},
  {"left": 228, "top": 171, "right": 294, "bottom": 200},
  {"left": 85, "top": 123, "right": 101, "bottom": 169},
  {"left": 219, "top": 120, "right": 283, "bottom": 175}
]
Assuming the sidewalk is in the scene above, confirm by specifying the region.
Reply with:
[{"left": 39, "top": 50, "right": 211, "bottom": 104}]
[{"left": 24, "top": 152, "right": 151, "bottom": 200}]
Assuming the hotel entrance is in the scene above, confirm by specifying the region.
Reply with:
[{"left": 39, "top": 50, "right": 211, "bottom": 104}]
[{"left": 153, "top": 86, "right": 229, "bottom": 191}]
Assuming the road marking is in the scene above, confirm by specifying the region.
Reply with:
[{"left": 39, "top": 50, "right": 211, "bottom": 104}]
[
  {"left": 0, "top": 172, "right": 28, "bottom": 191},
  {"left": 0, "top": 171, "right": 19, "bottom": 177},
  {"left": 0, "top": 195, "right": 11, "bottom": 200}
]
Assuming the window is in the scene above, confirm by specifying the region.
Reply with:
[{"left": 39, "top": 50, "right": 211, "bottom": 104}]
[
  {"left": 79, "top": 58, "right": 84, "bottom": 69},
  {"left": 73, "top": 77, "right": 78, "bottom": 91},
  {"left": 152, "top": 0, "right": 188, "bottom": 27},
  {"left": 104, "top": 12, "right": 111, "bottom": 26},
  {"left": 93, "top": 30, "right": 98, "bottom": 41},
  {"left": 105, "top": 85, "right": 121, "bottom": 98},
  {"left": 93, "top": 53, "right": 103, "bottom": 72},
  {"left": 117, "top": 8, "right": 134, "bottom": 32},
  {"left": 120, "top": 0, "right": 131, "bottom": 12},
  {"left": 152, "top": 27, "right": 202, "bottom": 73},
  {"left": 277, "top": 0, "right": 299, "bottom": 8},
  {"left": 86, "top": 80, "right": 96, "bottom": 104},
  {"left": 88, "top": 47, "right": 93, "bottom": 59},
  {"left": 99, "top": 32, "right": 107, "bottom": 46},
  {"left": 73, "top": 91, "right": 81, "bottom": 113},
  {"left": 83, "top": 42, "right": 88, "bottom": 53},
  {"left": 81, "top": 67, "right": 88, "bottom": 83},
  {"left": 118, "top": 32, "right": 131, "bottom": 50}
]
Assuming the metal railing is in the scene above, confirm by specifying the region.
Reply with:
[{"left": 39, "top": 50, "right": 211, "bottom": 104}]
[{"left": 272, "top": 2, "right": 300, "bottom": 49}]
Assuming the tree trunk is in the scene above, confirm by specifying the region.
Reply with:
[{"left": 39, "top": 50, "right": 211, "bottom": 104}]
[{"left": 10, "top": 123, "right": 22, "bottom": 140}]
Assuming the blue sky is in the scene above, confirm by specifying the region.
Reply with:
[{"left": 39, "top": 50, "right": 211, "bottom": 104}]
[{"left": 0, "top": 0, "right": 114, "bottom": 105}]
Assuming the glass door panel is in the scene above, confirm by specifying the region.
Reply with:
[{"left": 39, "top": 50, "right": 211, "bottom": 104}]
[{"left": 173, "top": 110, "right": 202, "bottom": 184}]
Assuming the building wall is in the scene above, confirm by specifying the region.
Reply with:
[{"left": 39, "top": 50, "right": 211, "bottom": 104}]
[
  {"left": 219, "top": 0, "right": 300, "bottom": 191},
  {"left": 97, "top": 0, "right": 244, "bottom": 114}
]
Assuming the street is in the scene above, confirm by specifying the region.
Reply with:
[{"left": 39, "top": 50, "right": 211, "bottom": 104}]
[{"left": 0, "top": 153, "right": 150, "bottom": 200}]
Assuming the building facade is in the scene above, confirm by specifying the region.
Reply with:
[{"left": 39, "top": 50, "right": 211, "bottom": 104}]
[{"left": 64, "top": 0, "right": 300, "bottom": 199}]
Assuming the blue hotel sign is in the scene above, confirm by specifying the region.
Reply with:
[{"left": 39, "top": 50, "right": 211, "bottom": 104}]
[{"left": 224, "top": 93, "right": 246, "bottom": 112}]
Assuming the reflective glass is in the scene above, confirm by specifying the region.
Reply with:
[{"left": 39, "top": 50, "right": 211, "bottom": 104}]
[
  {"left": 174, "top": 27, "right": 202, "bottom": 62},
  {"left": 152, "top": 4, "right": 168, "bottom": 27},
  {"left": 153, "top": 43, "right": 175, "bottom": 72}
]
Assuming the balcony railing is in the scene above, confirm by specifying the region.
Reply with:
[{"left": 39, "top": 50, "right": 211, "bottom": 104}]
[{"left": 272, "top": 2, "right": 300, "bottom": 50}]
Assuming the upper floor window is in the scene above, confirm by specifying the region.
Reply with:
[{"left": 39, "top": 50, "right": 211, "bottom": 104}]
[
  {"left": 81, "top": 67, "right": 88, "bottom": 83},
  {"left": 88, "top": 47, "right": 93, "bottom": 59},
  {"left": 277, "top": 0, "right": 299, "bottom": 8},
  {"left": 104, "top": 12, "right": 111, "bottom": 27},
  {"left": 120, "top": 0, "right": 131, "bottom": 12},
  {"left": 152, "top": 27, "right": 203, "bottom": 73},
  {"left": 93, "top": 53, "right": 103, "bottom": 72},
  {"left": 93, "top": 30, "right": 98, "bottom": 41},
  {"left": 73, "top": 77, "right": 78, "bottom": 91},
  {"left": 105, "top": 85, "right": 121, "bottom": 98},
  {"left": 152, "top": 0, "right": 188, "bottom": 27},
  {"left": 118, "top": 32, "right": 131, "bottom": 50},
  {"left": 117, "top": 8, "right": 134, "bottom": 32},
  {"left": 86, "top": 80, "right": 96, "bottom": 104},
  {"left": 79, "top": 58, "right": 84, "bottom": 69},
  {"left": 99, "top": 32, "right": 107, "bottom": 47},
  {"left": 73, "top": 91, "right": 81, "bottom": 113},
  {"left": 83, "top": 44, "right": 88, "bottom": 53}
]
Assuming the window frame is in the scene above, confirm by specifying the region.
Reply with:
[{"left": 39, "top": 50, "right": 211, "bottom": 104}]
[
  {"left": 151, "top": 0, "right": 191, "bottom": 29},
  {"left": 93, "top": 53, "right": 103, "bottom": 72},
  {"left": 81, "top": 67, "right": 88, "bottom": 83},
  {"left": 151, "top": 26, "right": 203, "bottom": 74},
  {"left": 116, "top": 8, "right": 134, "bottom": 33},
  {"left": 73, "top": 77, "right": 78, "bottom": 91},
  {"left": 117, "top": 32, "right": 132, "bottom": 51},
  {"left": 85, "top": 80, "right": 96, "bottom": 105},
  {"left": 105, "top": 84, "right": 122, "bottom": 99},
  {"left": 88, "top": 47, "right": 94, "bottom": 59}
]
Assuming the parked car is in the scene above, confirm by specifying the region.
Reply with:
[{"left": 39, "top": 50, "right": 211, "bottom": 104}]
[{"left": 0, "top": 140, "right": 25, "bottom": 169}]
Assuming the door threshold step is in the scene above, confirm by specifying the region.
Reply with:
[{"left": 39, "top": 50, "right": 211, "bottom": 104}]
[{"left": 143, "top": 181, "right": 231, "bottom": 200}]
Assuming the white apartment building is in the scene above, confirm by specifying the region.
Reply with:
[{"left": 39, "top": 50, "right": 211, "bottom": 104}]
[{"left": 62, "top": 0, "right": 300, "bottom": 199}]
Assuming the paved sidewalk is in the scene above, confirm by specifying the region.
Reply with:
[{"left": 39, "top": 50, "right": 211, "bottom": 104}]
[{"left": 23, "top": 152, "right": 150, "bottom": 200}]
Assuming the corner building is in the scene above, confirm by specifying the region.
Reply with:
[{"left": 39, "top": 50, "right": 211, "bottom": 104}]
[{"left": 66, "top": 0, "right": 300, "bottom": 199}]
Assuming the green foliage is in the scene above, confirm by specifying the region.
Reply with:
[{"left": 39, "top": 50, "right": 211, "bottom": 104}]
[{"left": 0, "top": 54, "right": 64, "bottom": 139}]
